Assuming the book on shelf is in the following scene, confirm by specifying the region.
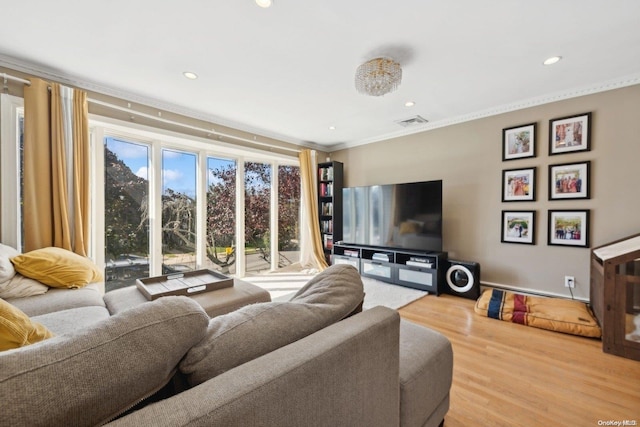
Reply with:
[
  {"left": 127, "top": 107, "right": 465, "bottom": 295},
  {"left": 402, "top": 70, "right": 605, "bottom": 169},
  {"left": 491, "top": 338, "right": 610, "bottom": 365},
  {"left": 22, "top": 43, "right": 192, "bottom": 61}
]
[
  {"left": 321, "top": 202, "right": 333, "bottom": 216},
  {"left": 406, "top": 260, "right": 434, "bottom": 268},
  {"left": 324, "top": 234, "right": 334, "bottom": 250},
  {"left": 319, "top": 166, "right": 334, "bottom": 181},
  {"left": 343, "top": 249, "right": 359, "bottom": 258},
  {"left": 320, "top": 220, "right": 333, "bottom": 233},
  {"left": 319, "top": 182, "right": 333, "bottom": 197},
  {"left": 372, "top": 253, "right": 391, "bottom": 262}
]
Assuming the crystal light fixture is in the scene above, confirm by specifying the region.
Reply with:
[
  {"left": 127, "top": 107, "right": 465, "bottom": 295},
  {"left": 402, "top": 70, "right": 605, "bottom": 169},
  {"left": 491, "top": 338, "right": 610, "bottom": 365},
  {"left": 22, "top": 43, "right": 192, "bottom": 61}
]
[{"left": 355, "top": 57, "right": 402, "bottom": 96}]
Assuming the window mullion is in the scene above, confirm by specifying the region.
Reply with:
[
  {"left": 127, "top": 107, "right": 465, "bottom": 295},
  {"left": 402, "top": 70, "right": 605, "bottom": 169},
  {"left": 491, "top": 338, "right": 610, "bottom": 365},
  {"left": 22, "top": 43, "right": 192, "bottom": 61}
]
[
  {"left": 270, "top": 162, "right": 279, "bottom": 271},
  {"left": 149, "top": 141, "right": 163, "bottom": 276},
  {"left": 236, "top": 159, "right": 246, "bottom": 277}
]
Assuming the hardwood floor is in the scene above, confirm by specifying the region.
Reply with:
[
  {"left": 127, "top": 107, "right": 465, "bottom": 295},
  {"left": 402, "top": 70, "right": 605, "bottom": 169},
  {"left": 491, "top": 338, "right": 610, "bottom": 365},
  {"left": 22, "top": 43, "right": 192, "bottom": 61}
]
[{"left": 399, "top": 294, "right": 640, "bottom": 427}]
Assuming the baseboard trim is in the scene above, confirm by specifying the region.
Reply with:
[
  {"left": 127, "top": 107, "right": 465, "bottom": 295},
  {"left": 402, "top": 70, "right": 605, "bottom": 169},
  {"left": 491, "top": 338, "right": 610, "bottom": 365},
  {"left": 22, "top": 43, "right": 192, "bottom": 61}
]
[{"left": 480, "top": 281, "right": 589, "bottom": 303}]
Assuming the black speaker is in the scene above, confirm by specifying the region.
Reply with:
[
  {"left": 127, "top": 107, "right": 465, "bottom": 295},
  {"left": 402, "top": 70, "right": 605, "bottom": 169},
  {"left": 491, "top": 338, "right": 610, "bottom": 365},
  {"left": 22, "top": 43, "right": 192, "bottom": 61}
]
[{"left": 444, "top": 260, "right": 481, "bottom": 300}]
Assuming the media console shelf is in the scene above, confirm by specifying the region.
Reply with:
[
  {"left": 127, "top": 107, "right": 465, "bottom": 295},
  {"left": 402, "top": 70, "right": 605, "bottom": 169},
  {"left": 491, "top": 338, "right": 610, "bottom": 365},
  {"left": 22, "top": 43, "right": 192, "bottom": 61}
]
[{"left": 332, "top": 243, "right": 448, "bottom": 295}]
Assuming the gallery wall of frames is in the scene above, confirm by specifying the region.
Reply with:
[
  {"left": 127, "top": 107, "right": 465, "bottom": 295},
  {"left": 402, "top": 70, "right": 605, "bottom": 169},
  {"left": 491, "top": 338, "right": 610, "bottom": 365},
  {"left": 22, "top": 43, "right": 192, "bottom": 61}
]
[{"left": 500, "top": 112, "right": 592, "bottom": 248}]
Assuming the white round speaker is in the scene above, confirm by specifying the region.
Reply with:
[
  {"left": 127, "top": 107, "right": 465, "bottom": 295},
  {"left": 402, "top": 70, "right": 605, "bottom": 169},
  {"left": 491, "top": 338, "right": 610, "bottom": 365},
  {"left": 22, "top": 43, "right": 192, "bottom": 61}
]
[
  {"left": 446, "top": 264, "right": 475, "bottom": 293},
  {"left": 444, "top": 260, "right": 481, "bottom": 299}
]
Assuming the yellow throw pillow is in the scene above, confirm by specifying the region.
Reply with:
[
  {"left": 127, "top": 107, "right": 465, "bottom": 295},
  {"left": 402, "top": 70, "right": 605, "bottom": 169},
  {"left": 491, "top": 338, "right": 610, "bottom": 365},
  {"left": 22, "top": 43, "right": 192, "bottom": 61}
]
[
  {"left": 11, "top": 247, "right": 103, "bottom": 289},
  {"left": 0, "top": 298, "right": 54, "bottom": 351}
]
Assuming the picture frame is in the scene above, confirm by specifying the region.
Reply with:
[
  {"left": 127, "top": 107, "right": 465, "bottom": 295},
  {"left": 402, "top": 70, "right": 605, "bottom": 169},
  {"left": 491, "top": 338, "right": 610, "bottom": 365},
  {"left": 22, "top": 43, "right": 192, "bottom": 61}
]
[
  {"left": 501, "top": 210, "right": 535, "bottom": 245},
  {"left": 502, "top": 122, "right": 536, "bottom": 161},
  {"left": 549, "top": 112, "right": 591, "bottom": 155},
  {"left": 548, "top": 210, "right": 590, "bottom": 248},
  {"left": 548, "top": 161, "right": 591, "bottom": 200},
  {"left": 502, "top": 167, "right": 536, "bottom": 202}
]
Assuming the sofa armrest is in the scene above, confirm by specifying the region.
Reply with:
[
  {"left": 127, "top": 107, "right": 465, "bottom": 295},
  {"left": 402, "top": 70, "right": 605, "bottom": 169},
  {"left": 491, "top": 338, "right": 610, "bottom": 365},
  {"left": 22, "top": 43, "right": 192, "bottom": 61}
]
[{"left": 109, "top": 306, "right": 401, "bottom": 427}]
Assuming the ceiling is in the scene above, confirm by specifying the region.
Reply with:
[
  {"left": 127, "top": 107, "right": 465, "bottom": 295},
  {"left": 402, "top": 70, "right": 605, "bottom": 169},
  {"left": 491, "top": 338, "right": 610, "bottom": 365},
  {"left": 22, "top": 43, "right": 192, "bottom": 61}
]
[{"left": 1, "top": 0, "right": 640, "bottom": 151}]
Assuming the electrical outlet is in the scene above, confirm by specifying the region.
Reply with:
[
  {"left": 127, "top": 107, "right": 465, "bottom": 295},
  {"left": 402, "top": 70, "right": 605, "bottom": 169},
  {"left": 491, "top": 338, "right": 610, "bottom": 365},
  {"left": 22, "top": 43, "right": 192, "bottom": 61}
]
[{"left": 564, "top": 276, "right": 575, "bottom": 288}]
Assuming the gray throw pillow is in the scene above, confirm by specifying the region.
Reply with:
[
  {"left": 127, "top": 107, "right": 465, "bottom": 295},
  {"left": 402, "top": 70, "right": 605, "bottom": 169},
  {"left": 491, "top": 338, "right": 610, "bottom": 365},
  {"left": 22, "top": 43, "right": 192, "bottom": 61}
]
[
  {"left": 180, "top": 264, "right": 364, "bottom": 386},
  {"left": 0, "top": 296, "right": 209, "bottom": 426}
]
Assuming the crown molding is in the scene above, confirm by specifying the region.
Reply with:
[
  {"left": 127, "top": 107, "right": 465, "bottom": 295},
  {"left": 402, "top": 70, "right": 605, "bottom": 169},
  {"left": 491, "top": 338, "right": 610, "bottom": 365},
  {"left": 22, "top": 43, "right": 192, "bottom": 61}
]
[
  {"left": 3, "top": 53, "right": 638, "bottom": 153},
  {"left": 325, "top": 73, "right": 640, "bottom": 152}
]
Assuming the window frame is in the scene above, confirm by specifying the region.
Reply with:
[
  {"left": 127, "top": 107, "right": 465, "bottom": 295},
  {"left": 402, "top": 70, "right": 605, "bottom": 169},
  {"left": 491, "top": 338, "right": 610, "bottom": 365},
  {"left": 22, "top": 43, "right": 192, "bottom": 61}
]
[
  {"left": 0, "top": 94, "right": 24, "bottom": 250},
  {"left": 91, "top": 115, "right": 299, "bottom": 279},
  {"left": 1, "top": 97, "right": 301, "bottom": 280}
]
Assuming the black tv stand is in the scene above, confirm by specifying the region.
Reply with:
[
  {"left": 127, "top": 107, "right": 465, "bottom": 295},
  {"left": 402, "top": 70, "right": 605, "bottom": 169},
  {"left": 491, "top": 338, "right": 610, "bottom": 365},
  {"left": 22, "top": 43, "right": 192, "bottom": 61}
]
[{"left": 332, "top": 243, "right": 448, "bottom": 295}]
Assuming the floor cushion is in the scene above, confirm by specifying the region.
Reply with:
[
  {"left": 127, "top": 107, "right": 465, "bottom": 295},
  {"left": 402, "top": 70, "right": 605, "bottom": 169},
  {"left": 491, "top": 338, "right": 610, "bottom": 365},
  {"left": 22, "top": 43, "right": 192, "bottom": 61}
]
[{"left": 474, "top": 288, "right": 601, "bottom": 338}]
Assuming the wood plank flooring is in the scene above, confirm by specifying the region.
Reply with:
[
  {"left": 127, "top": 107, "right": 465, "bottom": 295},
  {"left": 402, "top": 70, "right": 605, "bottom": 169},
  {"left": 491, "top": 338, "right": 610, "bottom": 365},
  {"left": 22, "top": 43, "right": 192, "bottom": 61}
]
[{"left": 399, "top": 294, "right": 640, "bottom": 427}]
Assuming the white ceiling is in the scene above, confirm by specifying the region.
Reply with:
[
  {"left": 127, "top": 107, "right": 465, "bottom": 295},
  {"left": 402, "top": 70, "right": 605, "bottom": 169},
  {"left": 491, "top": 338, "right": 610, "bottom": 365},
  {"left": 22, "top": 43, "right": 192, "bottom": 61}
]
[{"left": 1, "top": 0, "right": 640, "bottom": 151}]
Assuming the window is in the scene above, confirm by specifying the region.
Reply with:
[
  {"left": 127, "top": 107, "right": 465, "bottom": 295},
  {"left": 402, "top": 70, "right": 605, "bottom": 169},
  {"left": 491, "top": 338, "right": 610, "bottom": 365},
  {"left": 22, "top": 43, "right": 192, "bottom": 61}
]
[
  {"left": 278, "top": 165, "right": 300, "bottom": 268},
  {"left": 244, "top": 161, "right": 271, "bottom": 273},
  {"left": 205, "top": 157, "right": 237, "bottom": 274},
  {"left": 161, "top": 149, "right": 197, "bottom": 273},
  {"left": 2, "top": 98, "right": 301, "bottom": 284},
  {"left": 0, "top": 94, "right": 24, "bottom": 250},
  {"left": 103, "top": 137, "right": 150, "bottom": 291}
]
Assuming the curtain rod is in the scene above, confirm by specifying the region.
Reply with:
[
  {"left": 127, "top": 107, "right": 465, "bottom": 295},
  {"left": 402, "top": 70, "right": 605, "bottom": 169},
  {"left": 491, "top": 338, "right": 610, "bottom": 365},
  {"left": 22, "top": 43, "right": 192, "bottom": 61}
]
[{"left": 1, "top": 72, "right": 301, "bottom": 154}]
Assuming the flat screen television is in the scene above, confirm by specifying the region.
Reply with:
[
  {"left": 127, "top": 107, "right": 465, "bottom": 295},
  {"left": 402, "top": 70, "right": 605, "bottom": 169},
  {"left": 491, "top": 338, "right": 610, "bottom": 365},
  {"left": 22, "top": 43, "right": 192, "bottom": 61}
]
[{"left": 342, "top": 180, "right": 442, "bottom": 252}]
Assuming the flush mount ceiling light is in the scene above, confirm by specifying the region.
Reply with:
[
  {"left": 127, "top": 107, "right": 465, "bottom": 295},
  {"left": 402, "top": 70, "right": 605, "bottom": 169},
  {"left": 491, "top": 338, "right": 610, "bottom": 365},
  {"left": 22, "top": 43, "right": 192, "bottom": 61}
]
[
  {"left": 543, "top": 56, "right": 562, "bottom": 66},
  {"left": 405, "top": 101, "right": 415, "bottom": 107},
  {"left": 255, "top": 0, "right": 273, "bottom": 8},
  {"left": 355, "top": 57, "right": 402, "bottom": 96},
  {"left": 183, "top": 71, "right": 198, "bottom": 80}
]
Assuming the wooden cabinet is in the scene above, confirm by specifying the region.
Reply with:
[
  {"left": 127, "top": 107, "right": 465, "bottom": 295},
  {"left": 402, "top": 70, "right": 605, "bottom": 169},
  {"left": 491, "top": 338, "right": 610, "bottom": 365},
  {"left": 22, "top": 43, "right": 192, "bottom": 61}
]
[
  {"left": 591, "top": 233, "right": 640, "bottom": 361},
  {"left": 317, "top": 161, "right": 343, "bottom": 264}
]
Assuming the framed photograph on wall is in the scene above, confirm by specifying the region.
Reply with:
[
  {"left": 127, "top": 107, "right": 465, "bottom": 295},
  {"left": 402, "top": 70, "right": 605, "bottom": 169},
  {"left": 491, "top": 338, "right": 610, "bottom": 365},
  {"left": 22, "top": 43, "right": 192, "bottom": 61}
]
[
  {"left": 548, "top": 210, "right": 590, "bottom": 248},
  {"left": 501, "top": 210, "right": 535, "bottom": 245},
  {"left": 502, "top": 123, "right": 536, "bottom": 161},
  {"left": 549, "top": 161, "right": 591, "bottom": 200},
  {"left": 549, "top": 112, "right": 591, "bottom": 155},
  {"left": 502, "top": 167, "right": 536, "bottom": 202}
]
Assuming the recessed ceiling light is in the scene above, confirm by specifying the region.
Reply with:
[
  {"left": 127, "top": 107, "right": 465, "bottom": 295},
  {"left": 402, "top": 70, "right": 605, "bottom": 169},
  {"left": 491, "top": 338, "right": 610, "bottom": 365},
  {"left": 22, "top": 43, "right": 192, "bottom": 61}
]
[
  {"left": 183, "top": 71, "right": 198, "bottom": 80},
  {"left": 543, "top": 56, "right": 562, "bottom": 66},
  {"left": 405, "top": 101, "right": 415, "bottom": 107},
  {"left": 328, "top": 126, "right": 336, "bottom": 130},
  {"left": 256, "top": 0, "right": 273, "bottom": 8}
]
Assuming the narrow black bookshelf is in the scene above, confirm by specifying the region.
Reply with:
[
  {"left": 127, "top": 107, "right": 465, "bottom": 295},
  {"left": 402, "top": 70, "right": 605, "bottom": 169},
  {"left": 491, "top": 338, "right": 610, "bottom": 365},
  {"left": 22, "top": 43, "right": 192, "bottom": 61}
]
[{"left": 317, "top": 161, "right": 343, "bottom": 264}]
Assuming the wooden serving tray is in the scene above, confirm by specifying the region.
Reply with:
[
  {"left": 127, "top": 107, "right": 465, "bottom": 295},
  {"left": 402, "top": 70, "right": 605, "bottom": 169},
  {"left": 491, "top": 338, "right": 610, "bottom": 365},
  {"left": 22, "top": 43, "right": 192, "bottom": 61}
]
[{"left": 136, "top": 269, "right": 234, "bottom": 301}]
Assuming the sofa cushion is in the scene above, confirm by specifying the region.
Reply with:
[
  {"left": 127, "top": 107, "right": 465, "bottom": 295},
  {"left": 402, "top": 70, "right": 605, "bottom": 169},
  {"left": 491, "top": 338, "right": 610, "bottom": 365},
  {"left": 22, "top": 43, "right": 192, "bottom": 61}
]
[
  {"left": 11, "top": 246, "right": 103, "bottom": 288},
  {"left": 32, "top": 306, "right": 111, "bottom": 335},
  {"left": 0, "top": 298, "right": 54, "bottom": 351},
  {"left": 0, "top": 296, "right": 209, "bottom": 426},
  {"left": 399, "top": 320, "right": 453, "bottom": 427},
  {"left": 8, "top": 282, "right": 106, "bottom": 317},
  {"left": 180, "top": 264, "right": 365, "bottom": 386}
]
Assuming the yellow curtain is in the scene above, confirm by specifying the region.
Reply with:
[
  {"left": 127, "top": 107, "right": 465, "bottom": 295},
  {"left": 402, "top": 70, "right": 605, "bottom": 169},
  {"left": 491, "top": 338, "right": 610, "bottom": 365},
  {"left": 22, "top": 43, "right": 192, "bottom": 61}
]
[
  {"left": 50, "top": 83, "right": 72, "bottom": 251},
  {"left": 23, "top": 79, "right": 53, "bottom": 251},
  {"left": 23, "top": 78, "right": 90, "bottom": 255},
  {"left": 72, "top": 91, "right": 90, "bottom": 256},
  {"left": 299, "top": 149, "right": 329, "bottom": 270}
]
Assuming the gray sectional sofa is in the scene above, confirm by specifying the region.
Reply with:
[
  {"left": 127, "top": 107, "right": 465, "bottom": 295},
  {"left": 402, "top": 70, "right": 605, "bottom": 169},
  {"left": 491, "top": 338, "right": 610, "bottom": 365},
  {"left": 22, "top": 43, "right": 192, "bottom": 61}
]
[{"left": 0, "top": 264, "right": 453, "bottom": 427}]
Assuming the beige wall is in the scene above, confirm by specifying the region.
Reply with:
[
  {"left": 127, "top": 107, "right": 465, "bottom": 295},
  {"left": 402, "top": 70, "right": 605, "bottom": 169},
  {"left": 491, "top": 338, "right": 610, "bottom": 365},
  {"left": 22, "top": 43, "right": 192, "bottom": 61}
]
[{"left": 332, "top": 85, "right": 640, "bottom": 300}]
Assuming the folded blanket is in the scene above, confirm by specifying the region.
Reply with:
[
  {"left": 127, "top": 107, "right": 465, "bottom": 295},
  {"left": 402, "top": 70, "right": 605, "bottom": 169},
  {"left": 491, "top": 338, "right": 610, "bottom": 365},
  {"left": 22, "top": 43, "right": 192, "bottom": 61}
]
[{"left": 474, "top": 289, "right": 601, "bottom": 338}]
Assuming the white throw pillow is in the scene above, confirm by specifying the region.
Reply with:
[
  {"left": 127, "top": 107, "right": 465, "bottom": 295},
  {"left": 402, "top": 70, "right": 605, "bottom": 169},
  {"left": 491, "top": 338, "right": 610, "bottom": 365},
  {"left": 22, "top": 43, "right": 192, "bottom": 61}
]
[
  {"left": 0, "top": 244, "right": 48, "bottom": 299},
  {"left": 0, "top": 273, "right": 49, "bottom": 299},
  {"left": 0, "top": 244, "right": 20, "bottom": 283}
]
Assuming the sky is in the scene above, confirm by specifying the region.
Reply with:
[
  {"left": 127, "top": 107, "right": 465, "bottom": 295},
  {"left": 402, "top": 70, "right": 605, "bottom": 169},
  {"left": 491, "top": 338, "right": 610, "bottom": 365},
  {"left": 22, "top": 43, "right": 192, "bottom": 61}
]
[{"left": 105, "top": 137, "right": 235, "bottom": 197}]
